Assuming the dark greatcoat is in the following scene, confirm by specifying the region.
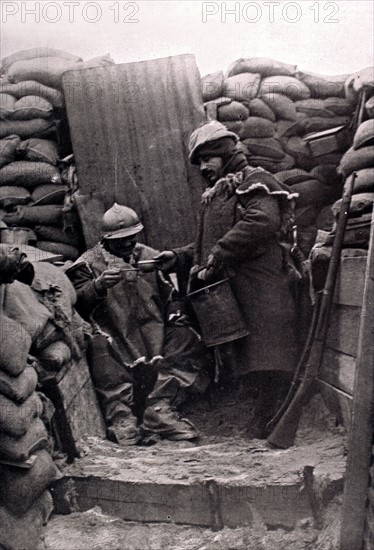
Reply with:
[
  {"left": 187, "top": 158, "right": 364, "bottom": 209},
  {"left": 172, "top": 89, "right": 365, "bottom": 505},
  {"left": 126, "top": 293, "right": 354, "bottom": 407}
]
[{"left": 175, "top": 166, "right": 298, "bottom": 376}]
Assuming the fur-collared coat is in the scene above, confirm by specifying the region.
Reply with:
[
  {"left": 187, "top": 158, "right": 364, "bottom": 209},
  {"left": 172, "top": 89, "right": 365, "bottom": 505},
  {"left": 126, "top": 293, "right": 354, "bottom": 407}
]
[{"left": 175, "top": 166, "right": 298, "bottom": 375}]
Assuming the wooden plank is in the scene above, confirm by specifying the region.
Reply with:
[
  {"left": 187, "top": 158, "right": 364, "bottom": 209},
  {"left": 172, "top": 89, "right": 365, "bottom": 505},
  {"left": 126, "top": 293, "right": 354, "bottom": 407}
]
[
  {"left": 43, "top": 356, "right": 105, "bottom": 460},
  {"left": 320, "top": 348, "right": 356, "bottom": 395},
  {"left": 340, "top": 210, "right": 374, "bottom": 550},
  {"left": 316, "top": 379, "right": 352, "bottom": 429},
  {"left": 334, "top": 256, "right": 367, "bottom": 307},
  {"left": 62, "top": 55, "right": 205, "bottom": 250},
  {"left": 326, "top": 305, "right": 361, "bottom": 357}
]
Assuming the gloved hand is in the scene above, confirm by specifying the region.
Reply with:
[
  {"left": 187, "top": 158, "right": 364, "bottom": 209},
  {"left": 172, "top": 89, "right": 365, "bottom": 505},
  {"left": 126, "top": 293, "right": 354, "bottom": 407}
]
[
  {"left": 152, "top": 250, "right": 177, "bottom": 272},
  {"left": 95, "top": 269, "right": 123, "bottom": 293},
  {"left": 0, "top": 245, "right": 34, "bottom": 285},
  {"left": 196, "top": 253, "right": 220, "bottom": 282}
]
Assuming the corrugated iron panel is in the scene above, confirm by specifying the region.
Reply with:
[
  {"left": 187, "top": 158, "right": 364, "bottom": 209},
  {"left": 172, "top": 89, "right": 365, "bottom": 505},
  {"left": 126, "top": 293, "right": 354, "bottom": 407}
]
[{"left": 62, "top": 54, "right": 205, "bottom": 249}]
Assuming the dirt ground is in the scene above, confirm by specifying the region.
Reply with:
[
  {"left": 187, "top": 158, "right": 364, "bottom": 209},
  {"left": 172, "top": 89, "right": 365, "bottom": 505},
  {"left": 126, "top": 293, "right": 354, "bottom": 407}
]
[{"left": 43, "top": 384, "right": 346, "bottom": 550}]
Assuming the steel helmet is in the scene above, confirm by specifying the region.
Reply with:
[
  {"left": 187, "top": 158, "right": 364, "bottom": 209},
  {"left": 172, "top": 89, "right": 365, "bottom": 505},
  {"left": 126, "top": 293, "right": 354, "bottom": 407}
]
[
  {"left": 188, "top": 120, "right": 239, "bottom": 165},
  {"left": 101, "top": 203, "right": 144, "bottom": 240}
]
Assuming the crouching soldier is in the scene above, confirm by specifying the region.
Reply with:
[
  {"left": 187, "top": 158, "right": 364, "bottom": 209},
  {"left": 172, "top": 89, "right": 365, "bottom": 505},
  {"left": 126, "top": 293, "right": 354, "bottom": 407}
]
[{"left": 66, "top": 204, "right": 211, "bottom": 445}]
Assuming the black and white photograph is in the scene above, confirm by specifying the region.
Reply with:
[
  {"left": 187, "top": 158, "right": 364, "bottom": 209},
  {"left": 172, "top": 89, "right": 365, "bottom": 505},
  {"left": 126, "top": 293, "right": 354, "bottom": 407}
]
[{"left": 0, "top": 1, "right": 373, "bottom": 548}]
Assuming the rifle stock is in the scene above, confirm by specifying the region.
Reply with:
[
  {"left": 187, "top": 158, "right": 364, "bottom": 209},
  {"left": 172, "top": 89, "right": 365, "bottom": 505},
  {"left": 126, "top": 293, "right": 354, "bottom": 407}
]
[{"left": 268, "top": 171, "right": 357, "bottom": 449}]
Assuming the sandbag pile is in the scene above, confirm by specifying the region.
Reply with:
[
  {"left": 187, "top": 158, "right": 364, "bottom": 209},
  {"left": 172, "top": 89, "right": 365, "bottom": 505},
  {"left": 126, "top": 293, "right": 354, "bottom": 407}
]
[
  {"left": 201, "top": 58, "right": 371, "bottom": 255},
  {"left": 0, "top": 308, "right": 57, "bottom": 549},
  {"left": 0, "top": 48, "right": 114, "bottom": 261},
  {"left": 310, "top": 99, "right": 374, "bottom": 281}
]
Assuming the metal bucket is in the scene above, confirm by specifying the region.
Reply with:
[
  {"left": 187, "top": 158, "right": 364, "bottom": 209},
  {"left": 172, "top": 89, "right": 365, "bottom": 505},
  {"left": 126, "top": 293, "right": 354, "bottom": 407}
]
[
  {"left": 187, "top": 278, "right": 250, "bottom": 347},
  {"left": 0, "top": 227, "right": 36, "bottom": 245}
]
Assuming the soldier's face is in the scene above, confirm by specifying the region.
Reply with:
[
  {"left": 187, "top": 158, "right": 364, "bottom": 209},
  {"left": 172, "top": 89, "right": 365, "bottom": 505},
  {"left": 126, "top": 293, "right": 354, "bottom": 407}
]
[
  {"left": 199, "top": 156, "right": 223, "bottom": 186},
  {"left": 106, "top": 236, "right": 137, "bottom": 260}
]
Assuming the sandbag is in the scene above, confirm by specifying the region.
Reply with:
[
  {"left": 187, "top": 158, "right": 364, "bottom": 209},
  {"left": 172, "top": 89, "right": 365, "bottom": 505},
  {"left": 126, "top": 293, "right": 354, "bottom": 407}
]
[
  {"left": 223, "top": 73, "right": 261, "bottom": 101},
  {"left": 201, "top": 70, "right": 224, "bottom": 101},
  {"left": 311, "top": 165, "right": 342, "bottom": 186},
  {"left": 0, "top": 135, "right": 21, "bottom": 168},
  {"left": 0, "top": 80, "right": 64, "bottom": 108},
  {"left": 366, "top": 96, "right": 374, "bottom": 118},
  {"left": 338, "top": 146, "right": 374, "bottom": 177},
  {"left": 316, "top": 205, "right": 335, "bottom": 232},
  {"left": 3, "top": 204, "right": 64, "bottom": 226},
  {"left": 38, "top": 340, "right": 71, "bottom": 371},
  {"left": 261, "top": 93, "right": 297, "bottom": 120},
  {"left": 0, "top": 315, "right": 32, "bottom": 376},
  {"left": 217, "top": 100, "right": 249, "bottom": 121},
  {"left": 283, "top": 136, "right": 313, "bottom": 170},
  {"left": 0, "top": 186, "right": 31, "bottom": 207},
  {"left": 295, "top": 205, "right": 319, "bottom": 227},
  {"left": 13, "top": 95, "right": 53, "bottom": 120},
  {"left": 0, "top": 416, "right": 49, "bottom": 463},
  {"left": 275, "top": 168, "right": 311, "bottom": 186},
  {"left": 31, "top": 184, "right": 66, "bottom": 205},
  {"left": 0, "top": 366, "right": 38, "bottom": 404},
  {"left": 0, "top": 450, "right": 58, "bottom": 516},
  {"left": 344, "top": 67, "right": 374, "bottom": 105},
  {"left": 311, "top": 153, "right": 343, "bottom": 167},
  {"left": 17, "top": 138, "right": 59, "bottom": 165},
  {"left": 0, "top": 161, "right": 62, "bottom": 188},
  {"left": 298, "top": 116, "right": 350, "bottom": 134},
  {"left": 295, "top": 99, "right": 334, "bottom": 118},
  {"left": 332, "top": 193, "right": 374, "bottom": 218},
  {"left": 227, "top": 57, "right": 296, "bottom": 78},
  {"left": 0, "top": 118, "right": 56, "bottom": 139},
  {"left": 349, "top": 168, "right": 374, "bottom": 193},
  {"left": 323, "top": 97, "right": 354, "bottom": 116},
  {"left": 0, "top": 392, "right": 43, "bottom": 437},
  {"left": 3, "top": 280, "right": 52, "bottom": 342},
  {"left": 247, "top": 98, "right": 276, "bottom": 121},
  {"left": 353, "top": 119, "right": 374, "bottom": 150},
  {"left": 36, "top": 241, "right": 80, "bottom": 261},
  {"left": 242, "top": 137, "right": 285, "bottom": 160},
  {"left": 225, "top": 117, "right": 275, "bottom": 139},
  {"left": 246, "top": 153, "right": 295, "bottom": 173},
  {"left": 296, "top": 70, "right": 349, "bottom": 98},
  {"left": 0, "top": 93, "right": 16, "bottom": 119},
  {"left": 275, "top": 114, "right": 306, "bottom": 138},
  {"left": 259, "top": 76, "right": 311, "bottom": 101},
  {"left": 31, "top": 260, "right": 77, "bottom": 313},
  {"left": 34, "top": 224, "right": 79, "bottom": 247},
  {"left": 292, "top": 179, "right": 340, "bottom": 207},
  {"left": 76, "top": 53, "right": 114, "bottom": 69},
  {"left": 0, "top": 490, "right": 53, "bottom": 550},
  {"left": 1, "top": 47, "right": 82, "bottom": 73},
  {"left": 6, "top": 57, "right": 80, "bottom": 89}
]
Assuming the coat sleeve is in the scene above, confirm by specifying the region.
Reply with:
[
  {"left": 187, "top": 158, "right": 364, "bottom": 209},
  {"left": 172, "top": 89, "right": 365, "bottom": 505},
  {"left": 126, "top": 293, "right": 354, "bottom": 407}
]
[
  {"left": 67, "top": 262, "right": 107, "bottom": 320},
  {"left": 212, "top": 192, "right": 281, "bottom": 263}
]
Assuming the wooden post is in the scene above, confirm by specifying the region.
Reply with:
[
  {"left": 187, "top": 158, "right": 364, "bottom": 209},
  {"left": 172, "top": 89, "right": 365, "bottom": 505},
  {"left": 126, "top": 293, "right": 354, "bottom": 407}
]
[{"left": 340, "top": 210, "right": 374, "bottom": 550}]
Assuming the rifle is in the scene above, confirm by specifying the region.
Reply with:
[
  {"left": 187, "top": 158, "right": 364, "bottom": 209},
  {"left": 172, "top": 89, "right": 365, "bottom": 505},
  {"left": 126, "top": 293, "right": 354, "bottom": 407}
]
[{"left": 267, "top": 171, "right": 357, "bottom": 449}]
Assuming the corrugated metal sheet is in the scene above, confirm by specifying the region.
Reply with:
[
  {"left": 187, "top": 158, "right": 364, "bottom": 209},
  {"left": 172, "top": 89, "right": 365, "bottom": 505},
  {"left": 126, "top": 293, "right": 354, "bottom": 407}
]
[{"left": 62, "top": 54, "right": 205, "bottom": 249}]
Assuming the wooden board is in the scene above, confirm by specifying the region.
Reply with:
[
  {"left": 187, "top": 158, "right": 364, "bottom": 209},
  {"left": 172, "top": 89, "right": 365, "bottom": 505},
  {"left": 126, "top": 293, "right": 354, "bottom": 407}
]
[
  {"left": 63, "top": 55, "right": 205, "bottom": 250},
  {"left": 316, "top": 379, "right": 352, "bottom": 428},
  {"left": 334, "top": 255, "right": 367, "bottom": 307},
  {"left": 326, "top": 305, "right": 361, "bottom": 358},
  {"left": 320, "top": 348, "right": 356, "bottom": 396},
  {"left": 43, "top": 355, "right": 105, "bottom": 460}
]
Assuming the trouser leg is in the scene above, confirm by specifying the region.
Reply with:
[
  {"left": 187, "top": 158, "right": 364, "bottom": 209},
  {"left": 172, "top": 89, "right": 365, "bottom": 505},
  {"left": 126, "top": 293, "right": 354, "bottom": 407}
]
[
  {"left": 147, "top": 325, "right": 212, "bottom": 407},
  {"left": 142, "top": 325, "right": 213, "bottom": 441},
  {"left": 247, "top": 371, "right": 292, "bottom": 439}
]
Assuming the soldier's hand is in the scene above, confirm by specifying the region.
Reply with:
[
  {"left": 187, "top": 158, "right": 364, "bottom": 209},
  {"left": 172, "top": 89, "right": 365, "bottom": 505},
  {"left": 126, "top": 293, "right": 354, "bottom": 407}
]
[
  {"left": 95, "top": 269, "right": 122, "bottom": 292},
  {"left": 152, "top": 250, "right": 177, "bottom": 272}
]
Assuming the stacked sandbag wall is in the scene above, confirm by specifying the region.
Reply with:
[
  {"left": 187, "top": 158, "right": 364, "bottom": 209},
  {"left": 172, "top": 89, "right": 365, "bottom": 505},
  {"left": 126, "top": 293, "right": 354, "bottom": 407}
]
[
  {"left": 0, "top": 303, "right": 57, "bottom": 549},
  {"left": 0, "top": 250, "right": 88, "bottom": 549},
  {"left": 0, "top": 48, "right": 114, "bottom": 261},
  {"left": 201, "top": 58, "right": 368, "bottom": 256}
]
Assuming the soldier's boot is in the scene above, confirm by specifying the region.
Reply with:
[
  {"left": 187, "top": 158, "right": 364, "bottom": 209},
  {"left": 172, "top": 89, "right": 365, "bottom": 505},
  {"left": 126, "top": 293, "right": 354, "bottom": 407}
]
[{"left": 141, "top": 400, "right": 199, "bottom": 442}]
